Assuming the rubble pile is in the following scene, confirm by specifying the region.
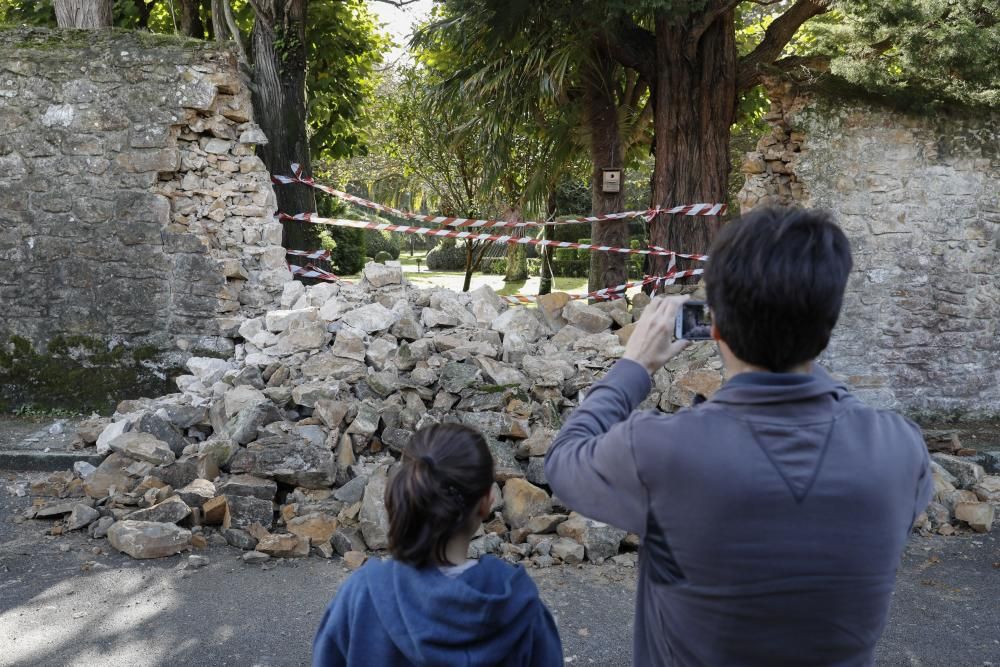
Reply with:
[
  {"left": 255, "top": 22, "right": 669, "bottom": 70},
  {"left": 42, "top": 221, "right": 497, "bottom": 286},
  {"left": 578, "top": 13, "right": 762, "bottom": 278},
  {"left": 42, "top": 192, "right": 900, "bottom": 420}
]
[
  {"left": 25, "top": 264, "right": 723, "bottom": 566},
  {"left": 915, "top": 454, "right": 998, "bottom": 536}
]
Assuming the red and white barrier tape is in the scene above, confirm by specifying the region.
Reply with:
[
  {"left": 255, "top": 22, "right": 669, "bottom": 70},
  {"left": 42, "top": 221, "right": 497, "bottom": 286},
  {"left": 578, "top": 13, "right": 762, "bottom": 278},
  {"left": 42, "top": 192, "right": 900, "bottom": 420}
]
[
  {"left": 498, "top": 269, "right": 702, "bottom": 305},
  {"left": 286, "top": 249, "right": 332, "bottom": 260},
  {"left": 278, "top": 213, "right": 709, "bottom": 261},
  {"left": 273, "top": 164, "right": 726, "bottom": 228},
  {"left": 287, "top": 263, "right": 342, "bottom": 282}
]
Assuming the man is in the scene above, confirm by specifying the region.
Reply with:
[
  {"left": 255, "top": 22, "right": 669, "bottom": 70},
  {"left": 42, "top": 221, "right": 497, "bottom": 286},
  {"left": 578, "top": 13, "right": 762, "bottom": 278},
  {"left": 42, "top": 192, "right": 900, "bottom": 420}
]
[{"left": 545, "top": 208, "right": 933, "bottom": 666}]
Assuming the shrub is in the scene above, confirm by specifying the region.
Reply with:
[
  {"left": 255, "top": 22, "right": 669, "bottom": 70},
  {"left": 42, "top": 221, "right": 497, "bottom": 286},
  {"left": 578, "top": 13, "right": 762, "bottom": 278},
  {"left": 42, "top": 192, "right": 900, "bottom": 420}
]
[
  {"left": 363, "top": 229, "right": 401, "bottom": 260},
  {"left": 426, "top": 241, "right": 468, "bottom": 271},
  {"left": 374, "top": 251, "right": 392, "bottom": 264}
]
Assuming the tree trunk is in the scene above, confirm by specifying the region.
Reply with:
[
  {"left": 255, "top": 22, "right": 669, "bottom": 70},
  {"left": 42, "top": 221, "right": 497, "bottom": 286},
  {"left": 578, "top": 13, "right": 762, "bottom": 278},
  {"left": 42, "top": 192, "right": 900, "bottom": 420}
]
[
  {"left": 250, "top": 0, "right": 317, "bottom": 250},
  {"left": 538, "top": 186, "right": 557, "bottom": 296},
  {"left": 649, "top": 12, "right": 736, "bottom": 285},
  {"left": 53, "top": 0, "right": 112, "bottom": 28},
  {"left": 585, "top": 43, "right": 627, "bottom": 293},
  {"left": 503, "top": 206, "right": 528, "bottom": 283},
  {"left": 202, "top": 0, "right": 214, "bottom": 39},
  {"left": 211, "top": 0, "right": 226, "bottom": 42},
  {"left": 179, "top": 0, "right": 204, "bottom": 38}
]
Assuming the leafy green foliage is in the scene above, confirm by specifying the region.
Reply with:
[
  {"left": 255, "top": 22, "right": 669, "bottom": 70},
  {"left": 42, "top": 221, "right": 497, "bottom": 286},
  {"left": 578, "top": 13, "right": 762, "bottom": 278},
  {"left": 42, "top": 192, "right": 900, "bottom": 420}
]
[
  {"left": 820, "top": 1, "right": 1000, "bottom": 107},
  {"left": 306, "top": 0, "right": 388, "bottom": 160}
]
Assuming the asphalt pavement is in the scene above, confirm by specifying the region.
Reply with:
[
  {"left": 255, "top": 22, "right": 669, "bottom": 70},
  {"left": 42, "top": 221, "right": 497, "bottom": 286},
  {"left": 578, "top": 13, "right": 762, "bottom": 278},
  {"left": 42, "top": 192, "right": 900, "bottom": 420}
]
[{"left": 1, "top": 471, "right": 998, "bottom": 667}]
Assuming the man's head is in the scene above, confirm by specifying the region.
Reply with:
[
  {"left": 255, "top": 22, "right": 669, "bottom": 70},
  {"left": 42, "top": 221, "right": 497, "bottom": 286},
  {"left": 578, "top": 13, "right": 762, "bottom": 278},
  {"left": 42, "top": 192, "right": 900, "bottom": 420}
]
[{"left": 705, "top": 207, "right": 852, "bottom": 372}]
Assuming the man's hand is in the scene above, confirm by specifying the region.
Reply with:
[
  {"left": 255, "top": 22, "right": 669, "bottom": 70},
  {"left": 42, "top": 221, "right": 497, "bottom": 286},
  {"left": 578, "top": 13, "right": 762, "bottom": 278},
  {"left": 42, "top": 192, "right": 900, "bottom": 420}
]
[{"left": 623, "top": 295, "right": 691, "bottom": 375}]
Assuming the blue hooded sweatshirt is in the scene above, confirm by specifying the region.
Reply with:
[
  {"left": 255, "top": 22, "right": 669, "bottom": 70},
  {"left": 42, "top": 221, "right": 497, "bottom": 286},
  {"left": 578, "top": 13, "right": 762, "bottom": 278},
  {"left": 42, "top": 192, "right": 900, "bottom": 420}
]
[{"left": 312, "top": 555, "right": 563, "bottom": 666}]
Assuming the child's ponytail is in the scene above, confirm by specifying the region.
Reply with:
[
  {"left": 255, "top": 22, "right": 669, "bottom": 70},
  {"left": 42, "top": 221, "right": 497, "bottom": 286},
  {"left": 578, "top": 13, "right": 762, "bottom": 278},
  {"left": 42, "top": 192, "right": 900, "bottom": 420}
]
[{"left": 386, "top": 423, "right": 494, "bottom": 567}]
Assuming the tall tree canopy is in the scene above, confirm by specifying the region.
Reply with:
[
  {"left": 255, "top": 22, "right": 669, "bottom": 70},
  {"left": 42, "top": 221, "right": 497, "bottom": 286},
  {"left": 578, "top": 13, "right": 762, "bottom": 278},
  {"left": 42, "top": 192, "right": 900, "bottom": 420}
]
[{"left": 419, "top": 0, "right": 1000, "bottom": 289}]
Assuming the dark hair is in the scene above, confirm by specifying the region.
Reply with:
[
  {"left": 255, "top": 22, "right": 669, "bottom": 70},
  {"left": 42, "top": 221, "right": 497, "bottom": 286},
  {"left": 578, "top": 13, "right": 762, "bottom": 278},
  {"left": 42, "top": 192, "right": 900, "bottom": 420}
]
[
  {"left": 385, "top": 423, "right": 494, "bottom": 567},
  {"left": 705, "top": 207, "right": 852, "bottom": 372}
]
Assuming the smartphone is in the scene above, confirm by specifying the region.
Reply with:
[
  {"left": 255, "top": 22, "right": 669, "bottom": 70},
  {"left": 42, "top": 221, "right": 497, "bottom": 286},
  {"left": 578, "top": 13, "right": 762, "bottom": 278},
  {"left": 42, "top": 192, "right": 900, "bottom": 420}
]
[{"left": 675, "top": 301, "right": 713, "bottom": 340}]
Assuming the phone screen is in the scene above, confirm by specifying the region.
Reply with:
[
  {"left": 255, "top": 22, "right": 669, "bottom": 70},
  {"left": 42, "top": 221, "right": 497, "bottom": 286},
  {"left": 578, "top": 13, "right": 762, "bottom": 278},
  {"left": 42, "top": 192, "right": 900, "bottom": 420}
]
[{"left": 677, "top": 301, "right": 713, "bottom": 340}]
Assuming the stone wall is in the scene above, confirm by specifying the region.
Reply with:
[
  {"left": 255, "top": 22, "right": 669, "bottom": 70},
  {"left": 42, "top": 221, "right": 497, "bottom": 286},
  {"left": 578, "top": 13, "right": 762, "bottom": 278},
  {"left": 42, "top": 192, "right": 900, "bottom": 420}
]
[
  {"left": 739, "top": 78, "right": 1000, "bottom": 418},
  {"left": 0, "top": 29, "right": 288, "bottom": 411}
]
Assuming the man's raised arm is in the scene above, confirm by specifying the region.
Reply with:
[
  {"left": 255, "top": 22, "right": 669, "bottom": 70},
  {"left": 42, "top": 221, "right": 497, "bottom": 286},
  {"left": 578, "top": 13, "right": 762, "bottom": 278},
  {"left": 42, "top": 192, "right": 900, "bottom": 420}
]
[{"left": 544, "top": 296, "right": 690, "bottom": 537}]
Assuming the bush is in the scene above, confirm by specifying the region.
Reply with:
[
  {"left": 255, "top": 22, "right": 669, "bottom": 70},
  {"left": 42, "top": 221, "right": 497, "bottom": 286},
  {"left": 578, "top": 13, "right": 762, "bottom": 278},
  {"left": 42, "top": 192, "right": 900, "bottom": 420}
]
[
  {"left": 363, "top": 229, "right": 401, "bottom": 259},
  {"left": 577, "top": 238, "right": 592, "bottom": 260},
  {"left": 554, "top": 248, "right": 577, "bottom": 263},
  {"left": 374, "top": 251, "right": 392, "bottom": 264},
  {"left": 319, "top": 227, "right": 365, "bottom": 275},
  {"left": 426, "top": 241, "right": 468, "bottom": 271},
  {"left": 481, "top": 258, "right": 508, "bottom": 275}
]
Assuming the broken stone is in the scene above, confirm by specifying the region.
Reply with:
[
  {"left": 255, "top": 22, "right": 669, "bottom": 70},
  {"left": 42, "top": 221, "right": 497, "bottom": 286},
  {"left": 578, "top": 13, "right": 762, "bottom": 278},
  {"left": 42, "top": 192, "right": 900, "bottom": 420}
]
[
  {"left": 265, "top": 307, "right": 318, "bottom": 333},
  {"left": 550, "top": 537, "right": 584, "bottom": 564},
  {"left": 64, "top": 504, "right": 101, "bottom": 531},
  {"left": 339, "top": 303, "right": 400, "bottom": 333},
  {"left": 931, "top": 454, "right": 985, "bottom": 489},
  {"left": 556, "top": 512, "right": 627, "bottom": 562},
  {"left": 331, "top": 526, "right": 367, "bottom": 556},
  {"left": 201, "top": 496, "right": 228, "bottom": 525},
  {"left": 234, "top": 435, "right": 335, "bottom": 489},
  {"left": 126, "top": 496, "right": 191, "bottom": 524},
  {"left": 217, "top": 474, "right": 278, "bottom": 501},
  {"left": 223, "top": 495, "right": 274, "bottom": 531},
  {"left": 536, "top": 292, "right": 570, "bottom": 331},
  {"left": 344, "top": 550, "right": 367, "bottom": 569},
  {"left": 524, "top": 514, "right": 567, "bottom": 535},
  {"left": 561, "top": 300, "right": 613, "bottom": 333},
  {"left": 490, "top": 308, "right": 548, "bottom": 343},
  {"left": 476, "top": 357, "right": 528, "bottom": 387},
  {"left": 973, "top": 475, "right": 1000, "bottom": 508},
  {"left": 225, "top": 401, "right": 282, "bottom": 445},
  {"left": 85, "top": 452, "right": 139, "bottom": 499},
  {"left": 360, "top": 467, "right": 390, "bottom": 550},
  {"left": 89, "top": 516, "right": 114, "bottom": 539},
  {"left": 175, "top": 479, "right": 216, "bottom": 508},
  {"left": 524, "top": 457, "right": 547, "bottom": 486},
  {"left": 287, "top": 512, "right": 339, "bottom": 543},
  {"left": 334, "top": 476, "right": 368, "bottom": 504},
  {"left": 243, "top": 550, "right": 270, "bottom": 564},
  {"left": 362, "top": 262, "right": 403, "bottom": 288},
  {"left": 107, "top": 521, "right": 191, "bottom": 559},
  {"left": 109, "top": 432, "right": 176, "bottom": 466},
  {"left": 257, "top": 533, "right": 310, "bottom": 558},
  {"left": 502, "top": 479, "right": 552, "bottom": 529},
  {"left": 516, "top": 428, "right": 556, "bottom": 459},
  {"left": 954, "top": 502, "right": 994, "bottom": 533},
  {"left": 95, "top": 419, "right": 131, "bottom": 455},
  {"left": 223, "top": 527, "right": 258, "bottom": 550}
]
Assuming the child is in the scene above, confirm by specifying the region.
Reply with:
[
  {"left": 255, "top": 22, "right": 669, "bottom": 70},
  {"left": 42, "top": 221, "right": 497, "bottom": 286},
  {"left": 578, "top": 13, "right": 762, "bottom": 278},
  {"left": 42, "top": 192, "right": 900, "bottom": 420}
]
[{"left": 312, "top": 423, "right": 563, "bottom": 666}]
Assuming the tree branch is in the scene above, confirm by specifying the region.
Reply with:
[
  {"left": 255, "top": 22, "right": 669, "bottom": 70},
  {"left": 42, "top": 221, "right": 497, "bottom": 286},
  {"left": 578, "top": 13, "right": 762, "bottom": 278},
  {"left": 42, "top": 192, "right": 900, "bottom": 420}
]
[
  {"left": 370, "top": 0, "right": 421, "bottom": 6},
  {"left": 686, "top": 0, "right": 741, "bottom": 58},
  {"left": 737, "top": 0, "right": 832, "bottom": 91},
  {"left": 597, "top": 16, "right": 656, "bottom": 89},
  {"left": 223, "top": 0, "right": 250, "bottom": 66}
]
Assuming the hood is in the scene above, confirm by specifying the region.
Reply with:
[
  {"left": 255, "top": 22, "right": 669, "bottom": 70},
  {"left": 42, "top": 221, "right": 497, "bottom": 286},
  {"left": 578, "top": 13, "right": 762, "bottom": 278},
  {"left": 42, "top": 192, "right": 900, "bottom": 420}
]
[{"left": 365, "top": 556, "right": 542, "bottom": 666}]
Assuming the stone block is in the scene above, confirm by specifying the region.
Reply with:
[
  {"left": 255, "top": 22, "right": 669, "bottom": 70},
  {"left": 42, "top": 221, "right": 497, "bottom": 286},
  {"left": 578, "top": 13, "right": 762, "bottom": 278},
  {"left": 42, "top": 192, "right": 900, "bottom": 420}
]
[{"left": 107, "top": 521, "right": 191, "bottom": 559}]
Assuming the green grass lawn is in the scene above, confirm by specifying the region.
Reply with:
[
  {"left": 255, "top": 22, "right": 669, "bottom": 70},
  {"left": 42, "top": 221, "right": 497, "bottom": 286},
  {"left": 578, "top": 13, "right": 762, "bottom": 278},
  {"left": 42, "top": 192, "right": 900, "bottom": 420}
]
[{"left": 344, "top": 251, "right": 592, "bottom": 297}]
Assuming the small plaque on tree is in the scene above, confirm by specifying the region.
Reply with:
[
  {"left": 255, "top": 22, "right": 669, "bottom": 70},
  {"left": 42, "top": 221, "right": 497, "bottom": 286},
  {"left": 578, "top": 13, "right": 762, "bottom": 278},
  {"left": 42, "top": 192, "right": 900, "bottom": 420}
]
[{"left": 601, "top": 169, "right": 621, "bottom": 193}]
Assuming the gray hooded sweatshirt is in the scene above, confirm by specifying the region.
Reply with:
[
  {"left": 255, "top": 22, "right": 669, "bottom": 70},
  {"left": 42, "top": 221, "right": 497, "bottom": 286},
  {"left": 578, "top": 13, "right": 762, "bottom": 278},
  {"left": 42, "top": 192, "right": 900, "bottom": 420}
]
[{"left": 545, "top": 359, "right": 933, "bottom": 667}]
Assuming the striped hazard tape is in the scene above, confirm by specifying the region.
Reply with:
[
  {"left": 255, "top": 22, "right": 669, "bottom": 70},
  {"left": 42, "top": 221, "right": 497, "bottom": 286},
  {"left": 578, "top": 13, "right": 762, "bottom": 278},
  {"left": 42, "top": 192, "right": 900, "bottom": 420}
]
[
  {"left": 278, "top": 213, "right": 709, "bottom": 261},
  {"left": 286, "top": 249, "right": 331, "bottom": 261},
  {"left": 273, "top": 164, "right": 726, "bottom": 229},
  {"left": 287, "top": 263, "right": 343, "bottom": 282},
  {"left": 499, "top": 269, "right": 703, "bottom": 304}
]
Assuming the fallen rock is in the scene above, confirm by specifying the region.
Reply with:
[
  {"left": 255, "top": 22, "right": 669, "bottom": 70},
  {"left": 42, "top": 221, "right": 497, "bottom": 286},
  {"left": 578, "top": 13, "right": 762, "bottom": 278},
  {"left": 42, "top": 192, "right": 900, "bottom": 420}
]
[
  {"left": 955, "top": 502, "right": 994, "bottom": 533},
  {"left": 107, "top": 521, "right": 191, "bottom": 559},
  {"left": 126, "top": 496, "right": 191, "bottom": 524},
  {"left": 931, "top": 454, "right": 985, "bottom": 489},
  {"left": 287, "top": 512, "right": 339, "bottom": 544},
  {"left": 256, "top": 533, "right": 309, "bottom": 558},
  {"left": 502, "top": 479, "right": 552, "bottom": 530},
  {"left": 339, "top": 302, "right": 400, "bottom": 333},
  {"left": 223, "top": 495, "right": 274, "bottom": 531},
  {"left": 216, "top": 474, "right": 278, "bottom": 501},
  {"left": 84, "top": 453, "right": 139, "bottom": 499},
  {"left": 344, "top": 550, "right": 368, "bottom": 569},
  {"left": 243, "top": 550, "right": 270, "bottom": 564},
  {"left": 550, "top": 537, "right": 584, "bottom": 564},
  {"left": 176, "top": 479, "right": 216, "bottom": 508},
  {"left": 360, "top": 467, "right": 390, "bottom": 550},
  {"left": 201, "top": 496, "right": 228, "bottom": 524},
  {"left": 64, "top": 504, "right": 101, "bottom": 531},
  {"left": 232, "top": 435, "right": 335, "bottom": 489},
  {"left": 109, "top": 433, "right": 176, "bottom": 466},
  {"left": 561, "top": 300, "right": 613, "bottom": 333},
  {"left": 556, "top": 513, "right": 628, "bottom": 562}
]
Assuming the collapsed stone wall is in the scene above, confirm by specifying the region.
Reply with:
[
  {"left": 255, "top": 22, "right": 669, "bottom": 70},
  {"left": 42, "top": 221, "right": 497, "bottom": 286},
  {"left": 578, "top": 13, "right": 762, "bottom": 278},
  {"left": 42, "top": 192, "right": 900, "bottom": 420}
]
[
  {"left": 0, "top": 29, "right": 288, "bottom": 411},
  {"left": 739, "top": 77, "right": 1000, "bottom": 418},
  {"left": 22, "top": 267, "right": 729, "bottom": 564}
]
